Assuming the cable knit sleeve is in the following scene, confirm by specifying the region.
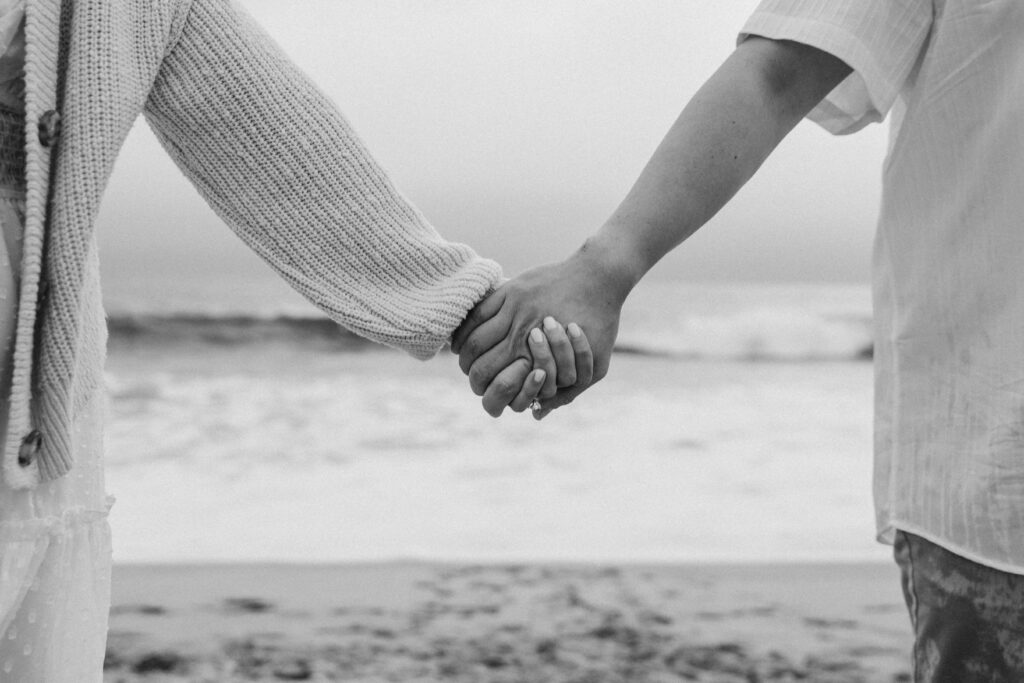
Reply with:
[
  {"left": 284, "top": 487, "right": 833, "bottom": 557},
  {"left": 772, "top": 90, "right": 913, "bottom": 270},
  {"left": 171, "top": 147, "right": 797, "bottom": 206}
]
[{"left": 142, "top": 0, "right": 502, "bottom": 359}]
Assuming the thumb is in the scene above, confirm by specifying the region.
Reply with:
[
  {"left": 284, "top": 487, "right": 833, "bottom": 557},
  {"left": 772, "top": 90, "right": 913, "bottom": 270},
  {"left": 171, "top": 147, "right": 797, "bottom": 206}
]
[{"left": 452, "top": 287, "right": 506, "bottom": 353}]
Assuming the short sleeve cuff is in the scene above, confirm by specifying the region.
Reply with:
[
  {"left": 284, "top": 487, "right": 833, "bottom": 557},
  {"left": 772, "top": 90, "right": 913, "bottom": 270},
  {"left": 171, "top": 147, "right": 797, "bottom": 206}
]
[{"left": 739, "top": 13, "right": 905, "bottom": 135}]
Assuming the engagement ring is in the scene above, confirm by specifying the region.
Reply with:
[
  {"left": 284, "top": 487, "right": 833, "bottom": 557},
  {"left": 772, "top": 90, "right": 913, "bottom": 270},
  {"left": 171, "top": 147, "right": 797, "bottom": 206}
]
[{"left": 530, "top": 399, "right": 543, "bottom": 414}]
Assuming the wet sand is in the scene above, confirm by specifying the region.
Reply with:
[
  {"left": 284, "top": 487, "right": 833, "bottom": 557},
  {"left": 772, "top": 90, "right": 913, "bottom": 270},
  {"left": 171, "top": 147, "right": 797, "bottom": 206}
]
[{"left": 105, "top": 562, "right": 911, "bottom": 682}]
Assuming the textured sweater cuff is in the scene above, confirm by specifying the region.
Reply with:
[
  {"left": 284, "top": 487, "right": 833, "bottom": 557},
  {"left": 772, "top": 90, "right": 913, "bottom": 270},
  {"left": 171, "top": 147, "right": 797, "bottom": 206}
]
[{"left": 390, "top": 255, "right": 502, "bottom": 360}]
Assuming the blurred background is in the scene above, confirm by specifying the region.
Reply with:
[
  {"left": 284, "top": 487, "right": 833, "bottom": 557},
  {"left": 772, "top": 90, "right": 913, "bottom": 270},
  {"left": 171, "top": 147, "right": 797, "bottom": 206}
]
[{"left": 97, "top": 0, "right": 890, "bottom": 565}]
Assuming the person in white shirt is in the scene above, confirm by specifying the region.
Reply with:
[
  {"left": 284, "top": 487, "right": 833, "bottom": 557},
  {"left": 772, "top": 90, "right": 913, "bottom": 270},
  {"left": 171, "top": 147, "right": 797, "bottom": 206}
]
[{"left": 455, "top": 0, "right": 1024, "bottom": 677}]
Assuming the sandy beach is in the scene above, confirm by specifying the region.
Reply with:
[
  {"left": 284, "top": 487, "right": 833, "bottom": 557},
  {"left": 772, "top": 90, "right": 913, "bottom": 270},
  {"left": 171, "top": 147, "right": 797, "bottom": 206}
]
[
  {"left": 97, "top": 283, "right": 895, "bottom": 681},
  {"left": 105, "top": 562, "right": 912, "bottom": 682}
]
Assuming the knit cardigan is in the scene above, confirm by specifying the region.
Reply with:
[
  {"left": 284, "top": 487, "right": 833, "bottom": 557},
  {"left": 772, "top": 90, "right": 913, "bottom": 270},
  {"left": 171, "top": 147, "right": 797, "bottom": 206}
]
[{"left": 1, "top": 0, "right": 502, "bottom": 489}]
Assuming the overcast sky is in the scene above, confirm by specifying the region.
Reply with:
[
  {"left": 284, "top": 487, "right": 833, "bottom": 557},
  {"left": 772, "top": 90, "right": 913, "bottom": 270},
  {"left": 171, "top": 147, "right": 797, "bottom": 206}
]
[{"left": 96, "top": 0, "right": 889, "bottom": 295}]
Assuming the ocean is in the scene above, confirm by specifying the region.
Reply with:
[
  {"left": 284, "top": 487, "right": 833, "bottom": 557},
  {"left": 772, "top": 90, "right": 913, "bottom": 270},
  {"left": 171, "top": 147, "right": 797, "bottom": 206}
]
[{"left": 102, "top": 277, "right": 882, "bottom": 564}]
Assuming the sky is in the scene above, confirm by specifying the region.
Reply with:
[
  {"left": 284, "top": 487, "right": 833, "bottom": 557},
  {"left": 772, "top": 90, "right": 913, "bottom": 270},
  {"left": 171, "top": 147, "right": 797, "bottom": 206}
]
[{"left": 95, "top": 0, "right": 890, "bottom": 297}]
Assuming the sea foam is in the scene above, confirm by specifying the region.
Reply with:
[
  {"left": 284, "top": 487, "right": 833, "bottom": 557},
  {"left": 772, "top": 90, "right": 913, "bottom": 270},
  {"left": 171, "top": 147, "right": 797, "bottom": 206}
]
[{"left": 102, "top": 279, "right": 882, "bottom": 564}]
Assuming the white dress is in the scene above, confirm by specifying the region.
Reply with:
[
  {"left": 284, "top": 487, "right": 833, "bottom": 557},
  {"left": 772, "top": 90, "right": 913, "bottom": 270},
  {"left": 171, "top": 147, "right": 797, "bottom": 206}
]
[{"left": 0, "top": 1, "right": 112, "bottom": 680}]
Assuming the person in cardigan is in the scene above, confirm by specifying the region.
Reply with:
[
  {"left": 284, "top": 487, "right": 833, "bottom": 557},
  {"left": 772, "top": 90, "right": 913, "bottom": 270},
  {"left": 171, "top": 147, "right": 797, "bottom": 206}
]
[
  {"left": 0, "top": 0, "right": 590, "bottom": 679},
  {"left": 456, "top": 0, "right": 1024, "bottom": 678}
]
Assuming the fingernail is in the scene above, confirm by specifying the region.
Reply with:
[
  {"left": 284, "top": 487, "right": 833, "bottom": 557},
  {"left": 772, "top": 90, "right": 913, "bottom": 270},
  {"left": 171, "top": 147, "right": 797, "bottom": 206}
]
[
  {"left": 543, "top": 316, "right": 558, "bottom": 330},
  {"left": 568, "top": 323, "right": 582, "bottom": 338},
  {"left": 530, "top": 328, "right": 543, "bottom": 344},
  {"left": 532, "top": 369, "right": 546, "bottom": 383}
]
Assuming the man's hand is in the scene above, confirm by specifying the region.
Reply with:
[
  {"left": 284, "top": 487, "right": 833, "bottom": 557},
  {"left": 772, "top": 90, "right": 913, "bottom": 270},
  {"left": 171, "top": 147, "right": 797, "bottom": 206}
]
[
  {"left": 471, "top": 318, "right": 595, "bottom": 418},
  {"left": 452, "top": 243, "right": 630, "bottom": 418}
]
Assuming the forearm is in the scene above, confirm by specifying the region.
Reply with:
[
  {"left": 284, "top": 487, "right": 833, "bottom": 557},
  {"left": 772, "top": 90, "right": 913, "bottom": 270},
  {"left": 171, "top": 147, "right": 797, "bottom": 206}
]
[
  {"left": 582, "top": 37, "right": 851, "bottom": 296},
  {"left": 458, "top": 38, "right": 850, "bottom": 414}
]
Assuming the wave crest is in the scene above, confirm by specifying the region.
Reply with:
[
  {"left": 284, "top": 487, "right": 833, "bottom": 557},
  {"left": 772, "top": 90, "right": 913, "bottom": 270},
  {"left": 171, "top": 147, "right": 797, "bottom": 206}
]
[
  {"left": 108, "top": 307, "right": 872, "bottom": 362},
  {"left": 107, "top": 314, "right": 373, "bottom": 351},
  {"left": 617, "top": 307, "right": 872, "bottom": 361}
]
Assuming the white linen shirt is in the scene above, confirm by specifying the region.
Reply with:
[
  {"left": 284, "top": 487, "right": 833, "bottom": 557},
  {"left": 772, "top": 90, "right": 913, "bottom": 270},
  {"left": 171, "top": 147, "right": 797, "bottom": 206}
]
[{"left": 741, "top": 0, "right": 1024, "bottom": 573}]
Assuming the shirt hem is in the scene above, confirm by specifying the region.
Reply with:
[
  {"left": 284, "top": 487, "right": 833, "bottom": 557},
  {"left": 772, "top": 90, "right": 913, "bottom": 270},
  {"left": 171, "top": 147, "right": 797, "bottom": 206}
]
[{"left": 881, "top": 520, "right": 1024, "bottom": 577}]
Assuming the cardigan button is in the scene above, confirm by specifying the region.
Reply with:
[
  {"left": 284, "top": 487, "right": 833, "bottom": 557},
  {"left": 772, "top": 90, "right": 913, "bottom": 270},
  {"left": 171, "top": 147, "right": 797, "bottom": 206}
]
[
  {"left": 18, "top": 430, "right": 42, "bottom": 467},
  {"left": 38, "top": 110, "right": 61, "bottom": 148}
]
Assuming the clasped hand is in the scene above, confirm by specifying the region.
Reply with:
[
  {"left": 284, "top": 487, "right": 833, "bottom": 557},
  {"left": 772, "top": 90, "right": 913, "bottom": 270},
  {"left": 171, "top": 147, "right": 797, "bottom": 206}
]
[{"left": 451, "top": 249, "right": 627, "bottom": 419}]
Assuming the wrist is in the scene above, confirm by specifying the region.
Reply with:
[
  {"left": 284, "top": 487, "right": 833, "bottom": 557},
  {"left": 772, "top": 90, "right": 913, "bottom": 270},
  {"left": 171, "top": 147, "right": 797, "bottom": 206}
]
[{"left": 571, "top": 230, "right": 648, "bottom": 304}]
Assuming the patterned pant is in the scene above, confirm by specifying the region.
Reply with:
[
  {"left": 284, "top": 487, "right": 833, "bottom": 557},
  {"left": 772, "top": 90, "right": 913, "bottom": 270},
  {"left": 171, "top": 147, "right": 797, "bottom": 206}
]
[{"left": 894, "top": 531, "right": 1024, "bottom": 682}]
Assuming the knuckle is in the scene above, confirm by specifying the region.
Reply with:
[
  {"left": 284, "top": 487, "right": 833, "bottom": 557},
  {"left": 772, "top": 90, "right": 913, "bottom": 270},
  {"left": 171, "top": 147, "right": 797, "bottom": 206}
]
[
  {"left": 469, "top": 370, "right": 489, "bottom": 395},
  {"left": 464, "top": 337, "right": 482, "bottom": 359},
  {"left": 505, "top": 280, "right": 526, "bottom": 298},
  {"left": 494, "top": 378, "right": 517, "bottom": 396}
]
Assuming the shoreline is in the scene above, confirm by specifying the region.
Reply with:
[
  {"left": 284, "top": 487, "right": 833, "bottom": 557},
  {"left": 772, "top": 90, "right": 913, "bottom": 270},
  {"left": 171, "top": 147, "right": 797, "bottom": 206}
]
[{"left": 108, "top": 561, "right": 912, "bottom": 682}]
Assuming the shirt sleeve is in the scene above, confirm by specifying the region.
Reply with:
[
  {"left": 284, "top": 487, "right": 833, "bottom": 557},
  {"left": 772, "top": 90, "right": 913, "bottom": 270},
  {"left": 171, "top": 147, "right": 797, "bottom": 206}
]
[{"left": 738, "top": 0, "right": 934, "bottom": 134}]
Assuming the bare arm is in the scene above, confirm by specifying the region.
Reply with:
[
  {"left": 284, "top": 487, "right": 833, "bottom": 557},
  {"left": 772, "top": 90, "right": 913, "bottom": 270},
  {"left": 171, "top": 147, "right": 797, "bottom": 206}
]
[
  {"left": 580, "top": 36, "right": 852, "bottom": 299},
  {"left": 454, "top": 37, "right": 852, "bottom": 413}
]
